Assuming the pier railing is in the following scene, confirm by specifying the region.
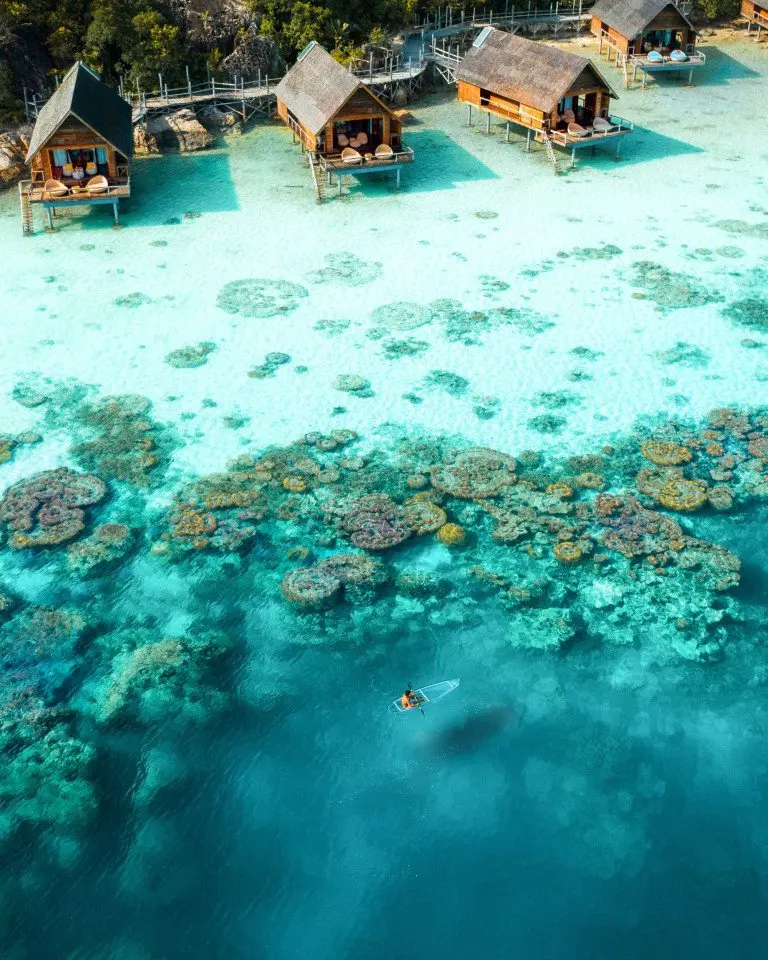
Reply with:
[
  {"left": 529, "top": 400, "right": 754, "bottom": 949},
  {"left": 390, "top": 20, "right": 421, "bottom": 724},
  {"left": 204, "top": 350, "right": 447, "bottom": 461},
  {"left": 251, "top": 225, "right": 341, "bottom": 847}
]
[{"left": 405, "top": 1, "right": 593, "bottom": 36}]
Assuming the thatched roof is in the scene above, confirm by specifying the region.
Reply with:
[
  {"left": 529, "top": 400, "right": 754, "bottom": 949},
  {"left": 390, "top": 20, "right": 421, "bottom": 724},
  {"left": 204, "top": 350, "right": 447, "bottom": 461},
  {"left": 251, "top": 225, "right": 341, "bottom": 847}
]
[
  {"left": 456, "top": 29, "right": 617, "bottom": 114},
  {"left": 275, "top": 42, "right": 363, "bottom": 136},
  {"left": 589, "top": 0, "right": 695, "bottom": 39},
  {"left": 26, "top": 62, "right": 133, "bottom": 163}
]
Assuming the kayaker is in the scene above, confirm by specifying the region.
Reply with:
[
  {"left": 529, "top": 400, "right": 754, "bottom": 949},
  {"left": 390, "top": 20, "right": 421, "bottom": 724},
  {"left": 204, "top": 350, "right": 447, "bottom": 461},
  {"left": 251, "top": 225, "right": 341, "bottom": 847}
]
[{"left": 401, "top": 687, "right": 426, "bottom": 710}]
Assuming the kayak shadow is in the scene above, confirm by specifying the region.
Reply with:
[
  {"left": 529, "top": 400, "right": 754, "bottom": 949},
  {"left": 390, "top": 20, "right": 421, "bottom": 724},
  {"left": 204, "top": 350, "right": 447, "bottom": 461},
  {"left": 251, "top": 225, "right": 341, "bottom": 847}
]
[{"left": 420, "top": 704, "right": 520, "bottom": 756}]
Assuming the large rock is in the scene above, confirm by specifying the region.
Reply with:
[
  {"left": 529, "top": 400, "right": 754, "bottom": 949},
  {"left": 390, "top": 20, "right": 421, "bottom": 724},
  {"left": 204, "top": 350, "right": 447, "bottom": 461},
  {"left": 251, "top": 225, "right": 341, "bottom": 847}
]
[
  {"left": 146, "top": 109, "right": 214, "bottom": 152},
  {"left": 222, "top": 30, "right": 281, "bottom": 79},
  {"left": 133, "top": 123, "right": 159, "bottom": 156},
  {"left": 0, "top": 128, "right": 31, "bottom": 189}
]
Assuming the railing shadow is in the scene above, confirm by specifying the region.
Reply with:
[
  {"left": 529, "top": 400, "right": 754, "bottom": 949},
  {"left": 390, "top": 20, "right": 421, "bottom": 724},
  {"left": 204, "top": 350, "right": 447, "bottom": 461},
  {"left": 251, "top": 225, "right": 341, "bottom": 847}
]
[{"left": 614, "top": 124, "right": 705, "bottom": 166}]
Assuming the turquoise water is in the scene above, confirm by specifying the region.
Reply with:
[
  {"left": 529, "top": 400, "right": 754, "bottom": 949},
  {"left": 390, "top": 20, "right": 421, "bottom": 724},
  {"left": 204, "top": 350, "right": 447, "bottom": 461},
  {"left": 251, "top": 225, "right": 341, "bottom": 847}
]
[{"left": 1, "top": 37, "right": 767, "bottom": 959}]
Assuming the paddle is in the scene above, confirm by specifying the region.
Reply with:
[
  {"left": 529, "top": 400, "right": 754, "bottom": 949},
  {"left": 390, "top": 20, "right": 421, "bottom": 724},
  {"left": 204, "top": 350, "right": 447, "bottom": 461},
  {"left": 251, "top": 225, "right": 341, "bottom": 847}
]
[{"left": 407, "top": 681, "right": 425, "bottom": 717}]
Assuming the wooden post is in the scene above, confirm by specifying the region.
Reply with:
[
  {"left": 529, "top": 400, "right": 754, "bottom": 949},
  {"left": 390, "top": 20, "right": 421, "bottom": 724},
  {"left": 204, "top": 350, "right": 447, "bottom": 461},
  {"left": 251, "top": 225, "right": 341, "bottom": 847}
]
[
  {"left": 396, "top": 166, "right": 401, "bottom": 188},
  {"left": 486, "top": 112, "right": 491, "bottom": 134},
  {"left": 506, "top": 122, "right": 510, "bottom": 141},
  {"left": 526, "top": 128, "right": 531, "bottom": 151},
  {"left": 212, "top": 77, "right": 217, "bottom": 96},
  {"left": 206, "top": 62, "right": 211, "bottom": 85},
  {"left": 158, "top": 72, "right": 163, "bottom": 97},
  {"left": 571, "top": 146, "right": 576, "bottom": 168},
  {"left": 468, "top": 104, "right": 472, "bottom": 125},
  {"left": 32, "top": 94, "right": 39, "bottom": 118},
  {"left": 615, "top": 138, "right": 621, "bottom": 159},
  {"left": 113, "top": 199, "right": 119, "bottom": 224},
  {"left": 186, "top": 65, "right": 192, "bottom": 99},
  {"left": 46, "top": 206, "right": 53, "bottom": 230}
]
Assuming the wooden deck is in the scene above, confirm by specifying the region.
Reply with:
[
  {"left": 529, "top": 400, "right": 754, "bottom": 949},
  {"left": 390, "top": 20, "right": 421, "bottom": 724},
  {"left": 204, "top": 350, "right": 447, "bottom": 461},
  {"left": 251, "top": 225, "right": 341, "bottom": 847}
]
[
  {"left": 25, "top": 181, "right": 130, "bottom": 204},
  {"left": 317, "top": 148, "right": 415, "bottom": 194}
]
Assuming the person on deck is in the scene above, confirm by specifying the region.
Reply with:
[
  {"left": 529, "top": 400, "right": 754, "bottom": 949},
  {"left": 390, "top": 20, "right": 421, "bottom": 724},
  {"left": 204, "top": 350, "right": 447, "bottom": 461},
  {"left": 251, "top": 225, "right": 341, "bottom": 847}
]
[{"left": 401, "top": 687, "right": 426, "bottom": 710}]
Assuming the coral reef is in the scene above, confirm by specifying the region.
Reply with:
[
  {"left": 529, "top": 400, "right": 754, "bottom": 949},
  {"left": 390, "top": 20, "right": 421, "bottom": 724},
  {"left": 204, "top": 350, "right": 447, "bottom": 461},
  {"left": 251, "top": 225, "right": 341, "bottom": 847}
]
[
  {"left": 71, "top": 394, "right": 170, "bottom": 488},
  {"left": 436, "top": 522, "right": 466, "bottom": 546},
  {"left": 0, "top": 468, "right": 106, "bottom": 549},
  {"left": 338, "top": 494, "right": 411, "bottom": 550},
  {"left": 216, "top": 278, "right": 309, "bottom": 318},
  {"left": 164, "top": 342, "right": 216, "bottom": 368},
  {"left": 307, "top": 252, "right": 382, "bottom": 287},
  {"left": 65, "top": 523, "right": 133, "bottom": 576},
  {"left": 431, "top": 447, "right": 515, "bottom": 499},
  {"left": 79, "top": 628, "right": 234, "bottom": 729},
  {"left": 631, "top": 262, "right": 721, "bottom": 310},
  {"left": 0, "top": 430, "right": 41, "bottom": 465}
]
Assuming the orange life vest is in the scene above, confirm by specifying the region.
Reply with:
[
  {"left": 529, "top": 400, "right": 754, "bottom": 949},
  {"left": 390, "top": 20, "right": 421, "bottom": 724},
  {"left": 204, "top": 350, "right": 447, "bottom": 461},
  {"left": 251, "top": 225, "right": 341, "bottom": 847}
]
[{"left": 401, "top": 694, "right": 414, "bottom": 709}]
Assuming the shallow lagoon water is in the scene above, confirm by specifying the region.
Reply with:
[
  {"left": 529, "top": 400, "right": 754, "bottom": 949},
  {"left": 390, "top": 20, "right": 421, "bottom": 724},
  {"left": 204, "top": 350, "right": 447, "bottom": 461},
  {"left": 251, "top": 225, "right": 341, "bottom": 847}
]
[{"left": 0, "top": 37, "right": 767, "bottom": 960}]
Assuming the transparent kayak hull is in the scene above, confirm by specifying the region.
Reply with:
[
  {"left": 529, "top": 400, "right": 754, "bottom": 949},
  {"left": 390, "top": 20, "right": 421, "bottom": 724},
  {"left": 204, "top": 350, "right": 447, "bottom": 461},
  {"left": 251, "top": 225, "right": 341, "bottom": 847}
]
[{"left": 389, "top": 678, "right": 461, "bottom": 713}]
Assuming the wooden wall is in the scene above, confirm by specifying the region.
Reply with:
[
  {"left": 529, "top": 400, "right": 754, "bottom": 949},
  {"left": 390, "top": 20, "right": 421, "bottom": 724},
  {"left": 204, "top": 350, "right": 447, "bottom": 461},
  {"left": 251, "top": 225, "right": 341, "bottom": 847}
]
[
  {"left": 31, "top": 115, "right": 123, "bottom": 181},
  {"left": 743, "top": 0, "right": 768, "bottom": 17},
  {"left": 590, "top": 18, "right": 630, "bottom": 52}
]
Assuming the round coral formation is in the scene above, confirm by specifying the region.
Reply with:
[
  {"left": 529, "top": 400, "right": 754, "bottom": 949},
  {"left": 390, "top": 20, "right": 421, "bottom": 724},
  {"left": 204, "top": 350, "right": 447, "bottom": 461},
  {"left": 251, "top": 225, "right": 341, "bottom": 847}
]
[
  {"left": 641, "top": 441, "right": 693, "bottom": 467},
  {"left": 316, "top": 552, "right": 384, "bottom": 585},
  {"left": 656, "top": 478, "right": 709, "bottom": 512},
  {"left": 546, "top": 483, "right": 574, "bottom": 499},
  {"left": 280, "top": 566, "right": 341, "bottom": 606},
  {"left": 436, "top": 522, "right": 466, "bottom": 546},
  {"left": 339, "top": 494, "right": 411, "bottom": 551},
  {"left": 554, "top": 541, "right": 583, "bottom": 564},
  {"left": 707, "top": 485, "right": 734, "bottom": 511},
  {"left": 431, "top": 447, "right": 515, "bottom": 499},
  {"left": 0, "top": 468, "right": 106, "bottom": 549},
  {"left": 282, "top": 476, "right": 308, "bottom": 493},
  {"left": 402, "top": 500, "right": 447, "bottom": 535},
  {"left": 216, "top": 278, "right": 309, "bottom": 318}
]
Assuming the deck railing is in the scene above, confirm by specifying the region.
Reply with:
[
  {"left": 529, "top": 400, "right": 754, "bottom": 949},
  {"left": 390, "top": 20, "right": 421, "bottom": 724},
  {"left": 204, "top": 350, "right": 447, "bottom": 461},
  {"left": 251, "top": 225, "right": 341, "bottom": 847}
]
[
  {"left": 317, "top": 147, "right": 416, "bottom": 172},
  {"left": 25, "top": 177, "right": 131, "bottom": 201},
  {"left": 547, "top": 114, "right": 633, "bottom": 145},
  {"left": 405, "top": 1, "right": 593, "bottom": 36}
]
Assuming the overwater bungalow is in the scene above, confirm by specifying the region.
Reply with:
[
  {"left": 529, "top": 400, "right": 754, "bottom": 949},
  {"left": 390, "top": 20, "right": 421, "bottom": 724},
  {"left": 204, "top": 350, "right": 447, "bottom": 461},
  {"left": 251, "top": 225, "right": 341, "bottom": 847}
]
[
  {"left": 22, "top": 62, "right": 132, "bottom": 231},
  {"left": 274, "top": 41, "right": 414, "bottom": 194},
  {"left": 590, "top": 0, "right": 705, "bottom": 83},
  {"left": 455, "top": 28, "right": 632, "bottom": 171},
  {"left": 742, "top": 0, "right": 768, "bottom": 39}
]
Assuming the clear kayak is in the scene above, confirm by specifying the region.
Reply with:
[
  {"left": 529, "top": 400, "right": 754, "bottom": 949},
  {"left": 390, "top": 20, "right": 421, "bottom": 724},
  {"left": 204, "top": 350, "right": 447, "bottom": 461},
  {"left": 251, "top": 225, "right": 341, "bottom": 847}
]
[{"left": 389, "top": 678, "right": 461, "bottom": 714}]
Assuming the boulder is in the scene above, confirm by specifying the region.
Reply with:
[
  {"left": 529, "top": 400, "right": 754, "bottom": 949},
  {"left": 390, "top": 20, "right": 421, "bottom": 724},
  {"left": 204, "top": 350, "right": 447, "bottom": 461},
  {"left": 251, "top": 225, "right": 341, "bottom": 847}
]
[
  {"left": 133, "top": 123, "right": 160, "bottom": 156},
  {"left": 199, "top": 105, "right": 235, "bottom": 130},
  {"left": 0, "top": 129, "right": 31, "bottom": 189},
  {"left": 222, "top": 31, "right": 281, "bottom": 79},
  {"left": 146, "top": 109, "right": 214, "bottom": 152}
]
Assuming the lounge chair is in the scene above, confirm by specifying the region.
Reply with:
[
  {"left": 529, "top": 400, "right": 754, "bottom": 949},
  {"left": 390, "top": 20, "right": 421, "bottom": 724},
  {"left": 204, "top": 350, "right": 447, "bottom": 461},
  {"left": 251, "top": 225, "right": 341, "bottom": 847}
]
[
  {"left": 567, "top": 122, "right": 590, "bottom": 139},
  {"left": 357, "top": 132, "right": 369, "bottom": 146},
  {"left": 374, "top": 143, "right": 394, "bottom": 160},
  {"left": 647, "top": 49, "right": 664, "bottom": 63},
  {"left": 670, "top": 48, "right": 688, "bottom": 62},
  {"left": 592, "top": 116, "right": 615, "bottom": 134},
  {"left": 86, "top": 175, "right": 109, "bottom": 195},
  {"left": 43, "top": 178, "right": 69, "bottom": 198},
  {"left": 341, "top": 147, "right": 363, "bottom": 165}
]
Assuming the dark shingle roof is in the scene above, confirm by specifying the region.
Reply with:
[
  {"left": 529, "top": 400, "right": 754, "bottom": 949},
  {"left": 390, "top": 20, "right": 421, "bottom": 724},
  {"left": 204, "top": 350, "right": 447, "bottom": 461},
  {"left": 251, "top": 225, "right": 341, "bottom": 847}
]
[
  {"left": 456, "top": 29, "right": 617, "bottom": 114},
  {"left": 274, "top": 42, "right": 365, "bottom": 135},
  {"left": 26, "top": 62, "right": 133, "bottom": 163},
  {"left": 589, "top": 0, "right": 695, "bottom": 39}
]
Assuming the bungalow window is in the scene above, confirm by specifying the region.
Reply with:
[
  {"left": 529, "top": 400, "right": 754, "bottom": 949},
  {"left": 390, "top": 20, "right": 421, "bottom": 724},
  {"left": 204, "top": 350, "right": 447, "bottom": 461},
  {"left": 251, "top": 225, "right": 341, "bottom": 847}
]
[{"left": 49, "top": 147, "right": 106, "bottom": 181}]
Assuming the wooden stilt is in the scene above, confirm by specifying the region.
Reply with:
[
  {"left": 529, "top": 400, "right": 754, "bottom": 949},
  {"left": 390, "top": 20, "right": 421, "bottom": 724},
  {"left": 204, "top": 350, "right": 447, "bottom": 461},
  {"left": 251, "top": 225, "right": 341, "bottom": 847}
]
[
  {"left": 113, "top": 200, "right": 119, "bottom": 224},
  {"left": 571, "top": 147, "right": 576, "bottom": 168},
  {"left": 468, "top": 104, "right": 472, "bottom": 126},
  {"left": 486, "top": 112, "right": 491, "bottom": 134},
  {"left": 526, "top": 128, "right": 532, "bottom": 152},
  {"left": 396, "top": 167, "right": 401, "bottom": 188},
  {"left": 506, "top": 122, "right": 510, "bottom": 142},
  {"left": 46, "top": 207, "right": 53, "bottom": 230}
]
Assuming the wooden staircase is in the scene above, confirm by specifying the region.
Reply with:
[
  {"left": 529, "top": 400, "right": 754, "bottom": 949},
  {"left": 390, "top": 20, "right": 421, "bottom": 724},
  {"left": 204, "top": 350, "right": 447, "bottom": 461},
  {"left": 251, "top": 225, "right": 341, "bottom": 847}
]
[
  {"left": 19, "top": 182, "right": 33, "bottom": 236},
  {"left": 307, "top": 152, "right": 326, "bottom": 203},
  {"left": 539, "top": 131, "right": 559, "bottom": 174}
]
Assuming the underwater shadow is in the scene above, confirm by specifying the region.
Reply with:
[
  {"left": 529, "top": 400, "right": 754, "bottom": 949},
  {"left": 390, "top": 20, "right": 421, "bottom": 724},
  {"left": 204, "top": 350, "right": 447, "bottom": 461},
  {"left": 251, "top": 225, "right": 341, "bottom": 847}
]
[
  {"left": 613, "top": 124, "right": 705, "bottom": 167},
  {"left": 394, "top": 127, "right": 500, "bottom": 193},
  {"left": 125, "top": 148, "right": 239, "bottom": 226},
  {"left": 692, "top": 45, "right": 763, "bottom": 85}
]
